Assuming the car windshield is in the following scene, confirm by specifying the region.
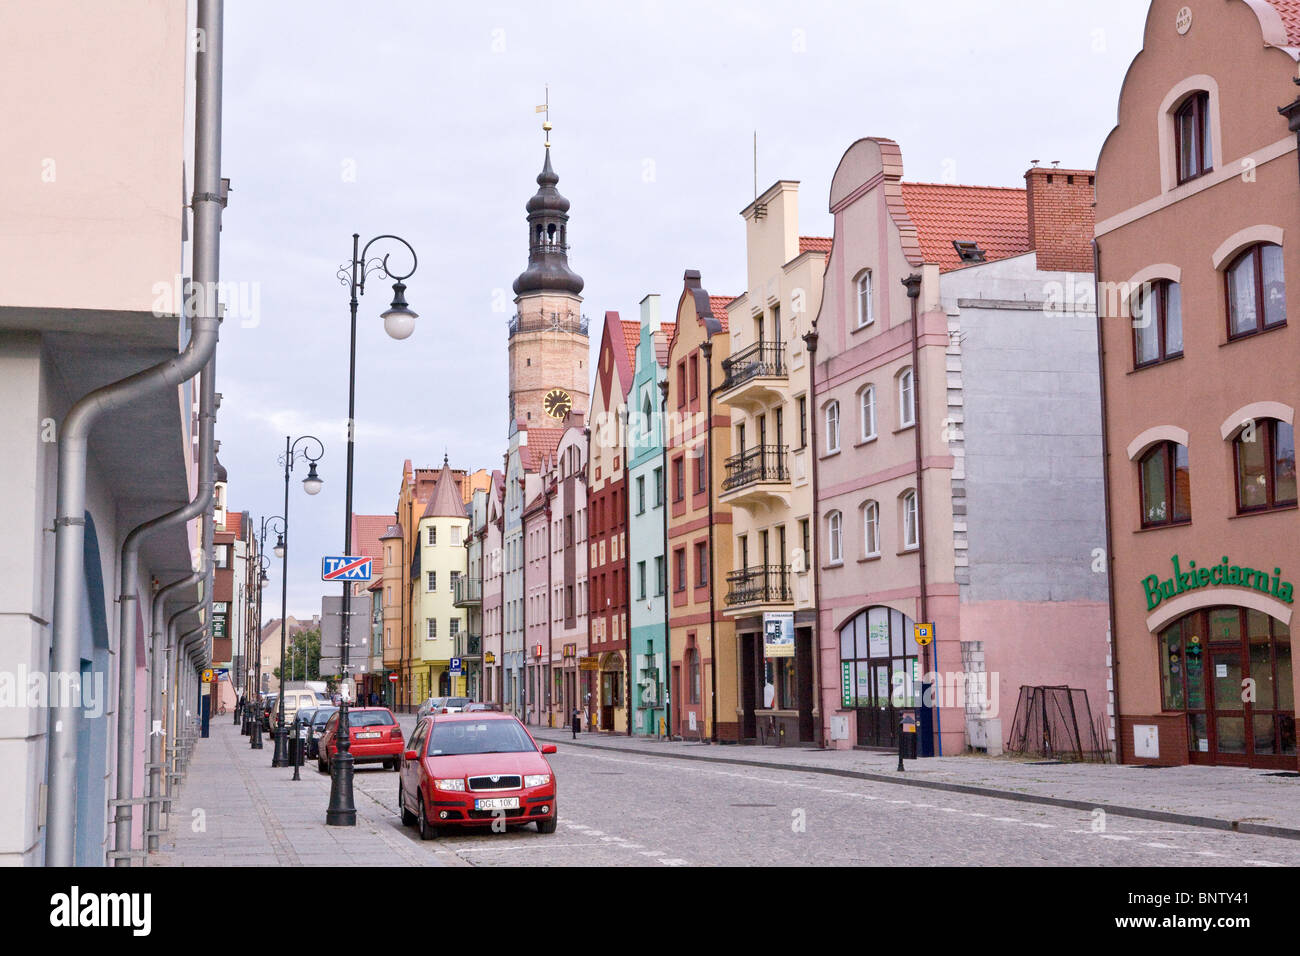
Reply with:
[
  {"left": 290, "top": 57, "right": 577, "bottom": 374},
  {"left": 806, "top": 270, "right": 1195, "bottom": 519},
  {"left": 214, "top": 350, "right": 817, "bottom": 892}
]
[
  {"left": 346, "top": 710, "right": 396, "bottom": 728},
  {"left": 426, "top": 720, "right": 537, "bottom": 756},
  {"left": 313, "top": 709, "right": 337, "bottom": 728},
  {"left": 445, "top": 698, "right": 471, "bottom": 708}
]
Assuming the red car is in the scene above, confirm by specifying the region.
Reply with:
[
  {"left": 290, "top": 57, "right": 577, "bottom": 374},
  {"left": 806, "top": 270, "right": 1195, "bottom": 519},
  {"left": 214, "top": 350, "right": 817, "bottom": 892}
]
[
  {"left": 317, "top": 707, "right": 404, "bottom": 773},
  {"left": 398, "top": 713, "right": 558, "bottom": 839}
]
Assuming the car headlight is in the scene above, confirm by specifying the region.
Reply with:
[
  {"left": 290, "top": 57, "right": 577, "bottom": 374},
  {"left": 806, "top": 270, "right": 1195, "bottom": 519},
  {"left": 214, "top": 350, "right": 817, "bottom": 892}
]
[
  {"left": 523, "top": 774, "right": 551, "bottom": 788},
  {"left": 434, "top": 778, "right": 466, "bottom": 792}
]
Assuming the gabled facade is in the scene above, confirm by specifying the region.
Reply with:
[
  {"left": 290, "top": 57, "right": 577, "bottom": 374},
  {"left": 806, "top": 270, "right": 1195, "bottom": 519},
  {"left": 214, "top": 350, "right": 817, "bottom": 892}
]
[
  {"left": 411, "top": 458, "right": 470, "bottom": 703},
  {"left": 587, "top": 310, "right": 639, "bottom": 732},
  {"left": 812, "top": 136, "right": 1108, "bottom": 755},
  {"left": 628, "top": 295, "right": 675, "bottom": 735},
  {"left": 481, "top": 472, "right": 505, "bottom": 704},
  {"left": 1096, "top": 0, "right": 1300, "bottom": 769},
  {"left": 545, "top": 428, "right": 589, "bottom": 727},
  {"left": 665, "top": 271, "right": 738, "bottom": 740},
  {"left": 348, "top": 513, "right": 391, "bottom": 703},
  {"left": 719, "top": 180, "right": 829, "bottom": 745}
]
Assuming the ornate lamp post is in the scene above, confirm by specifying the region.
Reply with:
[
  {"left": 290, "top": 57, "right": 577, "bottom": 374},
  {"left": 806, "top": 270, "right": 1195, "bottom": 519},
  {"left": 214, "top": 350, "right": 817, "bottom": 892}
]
[
  {"left": 326, "top": 233, "right": 418, "bottom": 827},
  {"left": 249, "top": 520, "right": 281, "bottom": 750},
  {"left": 270, "top": 436, "right": 324, "bottom": 767}
]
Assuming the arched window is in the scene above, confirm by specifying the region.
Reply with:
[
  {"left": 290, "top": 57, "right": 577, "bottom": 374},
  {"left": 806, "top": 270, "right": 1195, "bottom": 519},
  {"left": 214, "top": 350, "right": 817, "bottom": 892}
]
[
  {"left": 1235, "top": 419, "right": 1296, "bottom": 512},
  {"left": 825, "top": 401, "right": 841, "bottom": 453},
  {"left": 1227, "top": 243, "right": 1286, "bottom": 338},
  {"left": 1133, "top": 279, "right": 1183, "bottom": 367},
  {"left": 826, "top": 510, "right": 843, "bottom": 565},
  {"left": 898, "top": 367, "right": 915, "bottom": 428},
  {"left": 901, "top": 490, "right": 918, "bottom": 550},
  {"left": 862, "top": 501, "right": 880, "bottom": 557},
  {"left": 859, "top": 385, "right": 877, "bottom": 442},
  {"left": 1139, "top": 441, "right": 1191, "bottom": 527},
  {"left": 1175, "top": 91, "right": 1212, "bottom": 184},
  {"left": 856, "top": 271, "right": 874, "bottom": 328}
]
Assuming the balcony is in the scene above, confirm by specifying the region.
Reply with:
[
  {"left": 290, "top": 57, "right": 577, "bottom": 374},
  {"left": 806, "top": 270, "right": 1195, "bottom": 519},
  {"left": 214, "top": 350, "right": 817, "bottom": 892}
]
[
  {"left": 455, "top": 633, "right": 482, "bottom": 659},
  {"left": 508, "top": 310, "right": 589, "bottom": 338},
  {"left": 718, "top": 341, "right": 787, "bottom": 409},
  {"left": 453, "top": 576, "right": 482, "bottom": 608},
  {"left": 719, "top": 444, "right": 791, "bottom": 509},
  {"left": 724, "top": 565, "right": 793, "bottom": 610}
]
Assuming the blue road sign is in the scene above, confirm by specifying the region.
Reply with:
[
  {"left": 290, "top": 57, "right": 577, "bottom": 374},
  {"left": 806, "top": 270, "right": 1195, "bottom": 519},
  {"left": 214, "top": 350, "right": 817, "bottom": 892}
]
[
  {"left": 450, "top": 658, "right": 463, "bottom": 675},
  {"left": 321, "top": 555, "right": 373, "bottom": 582}
]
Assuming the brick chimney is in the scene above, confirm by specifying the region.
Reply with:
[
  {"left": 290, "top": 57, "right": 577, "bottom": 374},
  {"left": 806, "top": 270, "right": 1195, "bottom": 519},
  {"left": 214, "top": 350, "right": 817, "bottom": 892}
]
[{"left": 1024, "top": 166, "right": 1095, "bottom": 272}]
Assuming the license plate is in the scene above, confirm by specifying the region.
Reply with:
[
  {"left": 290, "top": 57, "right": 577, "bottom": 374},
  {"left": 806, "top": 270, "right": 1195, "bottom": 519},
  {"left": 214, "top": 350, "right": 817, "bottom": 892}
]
[
  {"left": 475, "top": 797, "right": 520, "bottom": 811},
  {"left": 356, "top": 731, "right": 381, "bottom": 739}
]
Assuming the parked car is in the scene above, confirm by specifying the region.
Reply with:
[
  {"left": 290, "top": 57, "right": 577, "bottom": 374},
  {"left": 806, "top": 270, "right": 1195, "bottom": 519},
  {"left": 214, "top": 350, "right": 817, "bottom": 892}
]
[
  {"left": 307, "top": 706, "right": 337, "bottom": 759},
  {"left": 273, "top": 689, "right": 327, "bottom": 732},
  {"left": 317, "top": 707, "right": 403, "bottom": 773},
  {"left": 398, "top": 713, "right": 558, "bottom": 839},
  {"left": 417, "top": 696, "right": 472, "bottom": 719},
  {"left": 259, "top": 694, "right": 278, "bottom": 732},
  {"left": 463, "top": 702, "right": 503, "bottom": 713}
]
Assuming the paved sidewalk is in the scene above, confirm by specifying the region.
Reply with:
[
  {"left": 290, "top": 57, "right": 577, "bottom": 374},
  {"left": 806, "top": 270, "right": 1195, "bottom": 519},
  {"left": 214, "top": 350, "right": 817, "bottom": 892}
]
[
  {"left": 533, "top": 728, "right": 1300, "bottom": 839},
  {"left": 149, "top": 717, "right": 448, "bottom": 866}
]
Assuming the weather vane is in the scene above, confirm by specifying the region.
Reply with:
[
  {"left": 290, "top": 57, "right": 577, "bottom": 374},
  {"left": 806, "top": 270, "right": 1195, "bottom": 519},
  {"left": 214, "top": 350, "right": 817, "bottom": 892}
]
[{"left": 535, "top": 84, "right": 552, "bottom": 148}]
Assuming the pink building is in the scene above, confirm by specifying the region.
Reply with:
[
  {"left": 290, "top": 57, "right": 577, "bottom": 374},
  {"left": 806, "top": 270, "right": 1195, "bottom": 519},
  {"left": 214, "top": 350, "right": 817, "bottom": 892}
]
[{"left": 812, "top": 137, "right": 1110, "bottom": 755}]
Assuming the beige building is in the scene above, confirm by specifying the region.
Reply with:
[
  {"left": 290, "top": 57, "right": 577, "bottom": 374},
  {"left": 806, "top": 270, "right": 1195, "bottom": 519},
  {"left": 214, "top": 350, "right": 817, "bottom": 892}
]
[{"left": 719, "top": 181, "right": 829, "bottom": 745}]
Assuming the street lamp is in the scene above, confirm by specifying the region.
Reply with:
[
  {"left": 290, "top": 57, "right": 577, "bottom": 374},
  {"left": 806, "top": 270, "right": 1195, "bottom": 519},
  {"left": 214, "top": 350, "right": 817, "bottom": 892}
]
[
  {"left": 251, "top": 518, "right": 283, "bottom": 750},
  {"left": 327, "top": 233, "right": 418, "bottom": 827},
  {"left": 270, "top": 434, "right": 325, "bottom": 768}
]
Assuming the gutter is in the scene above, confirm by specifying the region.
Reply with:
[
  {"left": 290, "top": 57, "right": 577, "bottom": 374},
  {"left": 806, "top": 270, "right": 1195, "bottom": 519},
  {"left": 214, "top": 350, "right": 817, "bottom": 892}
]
[
  {"left": 802, "top": 330, "right": 825, "bottom": 745},
  {"left": 658, "top": 379, "right": 671, "bottom": 739},
  {"left": 622, "top": 403, "right": 633, "bottom": 736},
  {"left": 46, "top": 0, "right": 225, "bottom": 866}
]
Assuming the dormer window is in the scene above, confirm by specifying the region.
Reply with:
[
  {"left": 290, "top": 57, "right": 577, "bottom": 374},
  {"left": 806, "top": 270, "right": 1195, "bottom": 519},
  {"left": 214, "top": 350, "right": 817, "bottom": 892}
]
[
  {"left": 953, "top": 241, "right": 985, "bottom": 264},
  {"left": 1175, "top": 91, "right": 1212, "bottom": 184}
]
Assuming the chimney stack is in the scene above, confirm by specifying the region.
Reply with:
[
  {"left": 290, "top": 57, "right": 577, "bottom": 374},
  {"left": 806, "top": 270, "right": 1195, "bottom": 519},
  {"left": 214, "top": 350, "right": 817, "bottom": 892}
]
[{"left": 1024, "top": 166, "right": 1096, "bottom": 272}]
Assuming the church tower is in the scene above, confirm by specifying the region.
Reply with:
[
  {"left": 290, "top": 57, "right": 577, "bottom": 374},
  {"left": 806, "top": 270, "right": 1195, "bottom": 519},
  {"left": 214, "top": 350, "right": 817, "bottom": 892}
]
[{"left": 508, "top": 147, "right": 590, "bottom": 429}]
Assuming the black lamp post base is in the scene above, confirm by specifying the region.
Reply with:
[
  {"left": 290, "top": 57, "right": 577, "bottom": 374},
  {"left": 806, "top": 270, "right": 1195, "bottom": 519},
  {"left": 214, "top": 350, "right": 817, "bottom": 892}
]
[
  {"left": 325, "top": 751, "right": 357, "bottom": 826},
  {"left": 250, "top": 721, "right": 263, "bottom": 749},
  {"left": 271, "top": 728, "right": 289, "bottom": 767}
]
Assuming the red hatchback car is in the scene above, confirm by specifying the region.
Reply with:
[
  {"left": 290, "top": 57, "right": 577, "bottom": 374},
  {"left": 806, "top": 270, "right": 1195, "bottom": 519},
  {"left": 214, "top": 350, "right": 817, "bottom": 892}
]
[
  {"left": 398, "top": 713, "right": 558, "bottom": 839},
  {"left": 317, "top": 707, "right": 404, "bottom": 773}
]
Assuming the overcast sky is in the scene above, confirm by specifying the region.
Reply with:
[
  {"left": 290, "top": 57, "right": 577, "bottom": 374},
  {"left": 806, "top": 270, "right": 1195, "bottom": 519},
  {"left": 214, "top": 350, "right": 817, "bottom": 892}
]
[{"left": 216, "top": 0, "right": 1150, "bottom": 619}]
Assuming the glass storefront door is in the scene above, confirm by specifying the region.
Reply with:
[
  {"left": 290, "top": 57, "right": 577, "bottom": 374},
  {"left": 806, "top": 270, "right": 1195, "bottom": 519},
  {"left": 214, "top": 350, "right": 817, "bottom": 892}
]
[
  {"left": 840, "top": 606, "right": 920, "bottom": 748},
  {"left": 1159, "top": 606, "right": 1294, "bottom": 767}
]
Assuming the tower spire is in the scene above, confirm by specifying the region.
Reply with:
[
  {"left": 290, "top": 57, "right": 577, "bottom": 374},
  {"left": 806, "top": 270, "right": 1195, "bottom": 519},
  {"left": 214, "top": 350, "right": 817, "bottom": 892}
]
[{"left": 535, "top": 85, "right": 552, "bottom": 149}]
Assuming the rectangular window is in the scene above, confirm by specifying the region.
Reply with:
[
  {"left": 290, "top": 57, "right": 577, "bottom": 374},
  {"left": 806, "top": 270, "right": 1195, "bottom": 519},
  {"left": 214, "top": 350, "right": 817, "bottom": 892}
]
[
  {"left": 694, "top": 454, "right": 706, "bottom": 493},
  {"left": 677, "top": 362, "right": 686, "bottom": 407},
  {"left": 449, "top": 618, "right": 460, "bottom": 636},
  {"left": 899, "top": 368, "right": 916, "bottom": 428},
  {"left": 427, "top": 619, "right": 437, "bottom": 639},
  {"left": 637, "top": 561, "right": 647, "bottom": 601},
  {"left": 903, "top": 492, "right": 919, "bottom": 550},
  {"left": 427, "top": 570, "right": 436, "bottom": 591},
  {"left": 857, "top": 271, "right": 874, "bottom": 328},
  {"left": 695, "top": 541, "right": 708, "bottom": 586},
  {"left": 655, "top": 555, "right": 666, "bottom": 596},
  {"left": 800, "top": 519, "right": 810, "bottom": 571},
  {"left": 674, "top": 548, "right": 687, "bottom": 592},
  {"left": 1175, "top": 91, "right": 1212, "bottom": 185},
  {"left": 798, "top": 396, "right": 808, "bottom": 449},
  {"left": 451, "top": 526, "right": 462, "bottom": 547},
  {"left": 427, "top": 527, "right": 436, "bottom": 546},
  {"left": 689, "top": 354, "right": 700, "bottom": 402},
  {"left": 636, "top": 475, "right": 646, "bottom": 514},
  {"left": 673, "top": 457, "right": 685, "bottom": 501},
  {"left": 654, "top": 466, "right": 664, "bottom": 506}
]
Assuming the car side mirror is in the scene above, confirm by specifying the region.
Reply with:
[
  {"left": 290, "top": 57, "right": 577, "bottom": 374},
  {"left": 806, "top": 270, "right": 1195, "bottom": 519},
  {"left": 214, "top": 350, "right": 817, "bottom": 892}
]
[
  {"left": 403, "top": 750, "right": 418, "bottom": 761},
  {"left": 541, "top": 744, "right": 557, "bottom": 755}
]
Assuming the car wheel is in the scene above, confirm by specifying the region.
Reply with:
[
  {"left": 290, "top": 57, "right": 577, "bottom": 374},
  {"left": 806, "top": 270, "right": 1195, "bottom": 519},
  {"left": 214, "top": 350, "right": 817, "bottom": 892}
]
[
  {"left": 392, "top": 758, "right": 401, "bottom": 772},
  {"left": 399, "top": 782, "right": 417, "bottom": 826},
  {"left": 417, "top": 793, "right": 437, "bottom": 841},
  {"left": 317, "top": 755, "right": 327, "bottom": 774},
  {"left": 537, "top": 818, "right": 557, "bottom": 834}
]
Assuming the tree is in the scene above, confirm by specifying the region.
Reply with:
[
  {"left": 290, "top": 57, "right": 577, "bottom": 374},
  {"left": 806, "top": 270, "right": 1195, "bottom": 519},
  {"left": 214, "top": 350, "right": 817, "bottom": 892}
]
[{"left": 272, "top": 626, "right": 321, "bottom": 683}]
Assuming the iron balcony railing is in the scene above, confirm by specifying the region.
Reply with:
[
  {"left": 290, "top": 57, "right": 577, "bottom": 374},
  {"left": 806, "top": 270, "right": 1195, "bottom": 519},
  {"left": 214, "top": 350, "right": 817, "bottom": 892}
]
[
  {"left": 455, "top": 633, "right": 483, "bottom": 658},
  {"left": 453, "top": 576, "right": 482, "bottom": 607},
  {"left": 722, "top": 444, "right": 789, "bottom": 492},
  {"left": 720, "top": 341, "right": 786, "bottom": 392},
  {"left": 508, "top": 311, "right": 589, "bottom": 338},
  {"left": 725, "top": 565, "right": 793, "bottom": 607}
]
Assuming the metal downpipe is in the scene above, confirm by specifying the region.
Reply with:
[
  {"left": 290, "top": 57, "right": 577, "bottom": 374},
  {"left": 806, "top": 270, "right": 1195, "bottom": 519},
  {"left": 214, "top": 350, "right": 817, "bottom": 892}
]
[
  {"left": 46, "top": 0, "right": 225, "bottom": 865},
  {"left": 148, "top": 598, "right": 201, "bottom": 849}
]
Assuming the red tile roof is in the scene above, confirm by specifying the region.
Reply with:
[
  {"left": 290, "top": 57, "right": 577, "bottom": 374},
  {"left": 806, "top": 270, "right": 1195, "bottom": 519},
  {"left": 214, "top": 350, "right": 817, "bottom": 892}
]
[
  {"left": 421, "top": 460, "right": 467, "bottom": 519},
  {"left": 520, "top": 427, "right": 565, "bottom": 471},
  {"left": 1264, "top": 0, "right": 1300, "bottom": 45},
  {"left": 900, "top": 183, "right": 1029, "bottom": 273},
  {"left": 710, "top": 296, "right": 734, "bottom": 331},
  {"left": 799, "top": 236, "right": 832, "bottom": 255},
  {"left": 224, "top": 512, "right": 243, "bottom": 537},
  {"left": 621, "top": 319, "right": 641, "bottom": 363},
  {"left": 350, "top": 514, "right": 391, "bottom": 571}
]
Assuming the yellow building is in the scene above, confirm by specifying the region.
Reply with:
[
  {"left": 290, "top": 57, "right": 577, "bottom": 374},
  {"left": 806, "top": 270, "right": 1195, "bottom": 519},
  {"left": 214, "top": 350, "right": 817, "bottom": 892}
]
[
  {"left": 411, "top": 457, "right": 471, "bottom": 702},
  {"left": 718, "top": 181, "right": 828, "bottom": 744}
]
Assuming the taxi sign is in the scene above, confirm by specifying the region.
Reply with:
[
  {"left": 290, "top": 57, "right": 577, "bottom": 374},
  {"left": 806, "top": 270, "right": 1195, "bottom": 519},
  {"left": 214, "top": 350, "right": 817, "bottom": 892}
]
[{"left": 914, "top": 622, "right": 934, "bottom": 646}]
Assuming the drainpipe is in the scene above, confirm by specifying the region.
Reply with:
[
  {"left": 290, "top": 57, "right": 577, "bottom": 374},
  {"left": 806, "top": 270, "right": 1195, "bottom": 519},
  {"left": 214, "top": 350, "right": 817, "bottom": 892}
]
[
  {"left": 700, "top": 340, "right": 719, "bottom": 743},
  {"left": 902, "top": 274, "right": 936, "bottom": 756},
  {"left": 544, "top": 485, "right": 553, "bottom": 726},
  {"left": 622, "top": 403, "right": 633, "bottom": 736},
  {"left": 802, "top": 330, "right": 825, "bottom": 745},
  {"left": 658, "top": 379, "right": 671, "bottom": 739},
  {"left": 45, "top": 0, "right": 224, "bottom": 866},
  {"left": 1092, "top": 238, "right": 1122, "bottom": 762},
  {"left": 148, "top": 593, "right": 202, "bottom": 849}
]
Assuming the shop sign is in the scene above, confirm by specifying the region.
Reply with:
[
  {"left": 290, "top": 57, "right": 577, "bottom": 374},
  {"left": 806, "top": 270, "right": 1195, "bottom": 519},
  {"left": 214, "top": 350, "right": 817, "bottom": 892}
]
[
  {"left": 579, "top": 656, "right": 600, "bottom": 671},
  {"left": 763, "top": 611, "right": 794, "bottom": 658},
  {"left": 1142, "top": 555, "right": 1294, "bottom": 612},
  {"left": 484, "top": 652, "right": 496, "bottom": 664},
  {"left": 841, "top": 662, "right": 852, "bottom": 707}
]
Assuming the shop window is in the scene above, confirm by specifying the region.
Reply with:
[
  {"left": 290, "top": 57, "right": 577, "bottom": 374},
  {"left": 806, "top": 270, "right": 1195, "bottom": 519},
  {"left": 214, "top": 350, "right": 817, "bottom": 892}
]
[
  {"left": 1133, "top": 280, "right": 1183, "bottom": 368},
  {"left": 1227, "top": 244, "right": 1286, "bottom": 339},
  {"left": 1235, "top": 419, "right": 1297, "bottom": 513},
  {"left": 1139, "top": 441, "right": 1191, "bottom": 527},
  {"left": 1175, "top": 91, "right": 1212, "bottom": 184},
  {"left": 763, "top": 656, "right": 798, "bottom": 710}
]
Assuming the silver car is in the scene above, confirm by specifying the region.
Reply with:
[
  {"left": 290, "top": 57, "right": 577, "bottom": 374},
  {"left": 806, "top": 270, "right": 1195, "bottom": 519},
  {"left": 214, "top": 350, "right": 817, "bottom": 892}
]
[{"left": 416, "top": 696, "right": 471, "bottom": 719}]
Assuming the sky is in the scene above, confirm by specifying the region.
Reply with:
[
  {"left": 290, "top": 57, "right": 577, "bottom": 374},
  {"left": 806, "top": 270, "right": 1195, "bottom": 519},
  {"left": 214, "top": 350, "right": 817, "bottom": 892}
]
[{"left": 216, "top": 0, "right": 1151, "bottom": 619}]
